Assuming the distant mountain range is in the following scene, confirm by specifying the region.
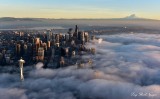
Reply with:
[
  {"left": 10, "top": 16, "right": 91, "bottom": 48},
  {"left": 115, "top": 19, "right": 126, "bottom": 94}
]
[
  {"left": 0, "top": 14, "right": 158, "bottom": 21},
  {"left": 0, "top": 17, "right": 42, "bottom": 21},
  {"left": 122, "top": 14, "right": 156, "bottom": 21},
  {"left": 0, "top": 14, "right": 159, "bottom": 30}
]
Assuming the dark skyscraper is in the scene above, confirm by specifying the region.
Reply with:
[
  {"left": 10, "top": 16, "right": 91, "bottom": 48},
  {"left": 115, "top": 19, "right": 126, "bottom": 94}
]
[{"left": 74, "top": 25, "right": 79, "bottom": 38}]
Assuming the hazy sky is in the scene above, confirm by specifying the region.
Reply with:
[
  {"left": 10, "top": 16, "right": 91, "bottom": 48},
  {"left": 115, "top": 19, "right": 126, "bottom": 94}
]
[{"left": 0, "top": 0, "right": 159, "bottom": 19}]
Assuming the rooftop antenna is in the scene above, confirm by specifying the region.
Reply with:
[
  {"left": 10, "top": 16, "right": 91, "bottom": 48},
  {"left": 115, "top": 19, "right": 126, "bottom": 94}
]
[{"left": 18, "top": 57, "right": 25, "bottom": 81}]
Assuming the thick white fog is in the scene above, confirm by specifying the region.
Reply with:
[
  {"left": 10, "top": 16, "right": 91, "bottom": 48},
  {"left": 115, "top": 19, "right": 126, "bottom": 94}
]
[{"left": 0, "top": 33, "right": 160, "bottom": 99}]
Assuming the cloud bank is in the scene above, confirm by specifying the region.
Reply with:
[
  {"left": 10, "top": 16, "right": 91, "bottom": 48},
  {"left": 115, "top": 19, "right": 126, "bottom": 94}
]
[{"left": 0, "top": 33, "right": 160, "bottom": 99}]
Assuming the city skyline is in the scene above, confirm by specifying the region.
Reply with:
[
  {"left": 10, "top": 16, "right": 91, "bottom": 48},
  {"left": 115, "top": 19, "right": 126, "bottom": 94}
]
[{"left": 0, "top": 0, "right": 160, "bottom": 19}]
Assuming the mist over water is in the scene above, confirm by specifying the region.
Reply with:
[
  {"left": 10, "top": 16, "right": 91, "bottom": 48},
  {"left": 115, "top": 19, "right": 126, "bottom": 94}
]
[{"left": 0, "top": 33, "right": 160, "bottom": 99}]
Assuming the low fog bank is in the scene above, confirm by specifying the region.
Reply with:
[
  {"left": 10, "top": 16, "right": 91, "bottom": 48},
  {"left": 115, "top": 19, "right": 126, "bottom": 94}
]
[{"left": 0, "top": 33, "right": 160, "bottom": 99}]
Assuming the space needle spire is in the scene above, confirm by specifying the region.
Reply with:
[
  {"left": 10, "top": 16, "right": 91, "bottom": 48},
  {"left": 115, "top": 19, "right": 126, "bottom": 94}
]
[{"left": 18, "top": 57, "right": 25, "bottom": 81}]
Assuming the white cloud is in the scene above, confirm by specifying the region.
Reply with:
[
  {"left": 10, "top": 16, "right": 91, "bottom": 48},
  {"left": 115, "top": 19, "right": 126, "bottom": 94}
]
[{"left": 0, "top": 33, "right": 160, "bottom": 99}]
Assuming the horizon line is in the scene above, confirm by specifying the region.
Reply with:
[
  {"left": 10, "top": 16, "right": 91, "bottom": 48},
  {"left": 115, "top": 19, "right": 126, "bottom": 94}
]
[{"left": 0, "top": 16, "right": 158, "bottom": 20}]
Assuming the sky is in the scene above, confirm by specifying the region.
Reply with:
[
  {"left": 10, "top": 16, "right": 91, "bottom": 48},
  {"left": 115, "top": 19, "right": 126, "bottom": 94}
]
[{"left": 0, "top": 0, "right": 160, "bottom": 19}]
